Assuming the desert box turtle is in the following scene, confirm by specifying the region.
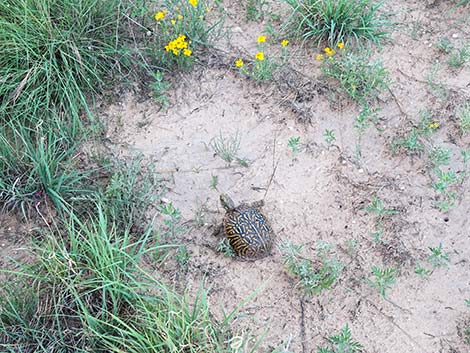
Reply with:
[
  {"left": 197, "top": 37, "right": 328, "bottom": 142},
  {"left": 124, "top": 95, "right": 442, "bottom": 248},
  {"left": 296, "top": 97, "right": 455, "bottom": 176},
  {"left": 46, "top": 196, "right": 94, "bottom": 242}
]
[{"left": 220, "top": 194, "right": 274, "bottom": 259}]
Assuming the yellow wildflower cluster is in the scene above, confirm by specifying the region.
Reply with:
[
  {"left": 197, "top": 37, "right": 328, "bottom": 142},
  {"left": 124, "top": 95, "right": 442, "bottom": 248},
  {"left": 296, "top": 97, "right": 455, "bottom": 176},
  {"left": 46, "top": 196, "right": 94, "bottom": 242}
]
[
  {"left": 235, "top": 59, "right": 244, "bottom": 67},
  {"left": 257, "top": 35, "right": 266, "bottom": 43},
  {"left": 324, "top": 47, "right": 336, "bottom": 56},
  {"left": 165, "top": 35, "right": 192, "bottom": 56},
  {"left": 281, "top": 39, "right": 289, "bottom": 47},
  {"left": 429, "top": 122, "right": 440, "bottom": 129},
  {"left": 189, "top": 0, "right": 198, "bottom": 7},
  {"left": 316, "top": 42, "right": 345, "bottom": 60},
  {"left": 154, "top": 10, "right": 167, "bottom": 21},
  {"left": 255, "top": 52, "right": 265, "bottom": 61}
]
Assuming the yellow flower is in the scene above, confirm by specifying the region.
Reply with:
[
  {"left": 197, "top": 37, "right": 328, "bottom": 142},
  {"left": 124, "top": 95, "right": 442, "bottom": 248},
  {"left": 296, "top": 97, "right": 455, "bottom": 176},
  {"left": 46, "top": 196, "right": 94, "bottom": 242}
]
[
  {"left": 177, "top": 14, "right": 183, "bottom": 20},
  {"left": 255, "top": 51, "right": 264, "bottom": 61},
  {"left": 235, "top": 59, "right": 244, "bottom": 67},
  {"left": 183, "top": 49, "right": 192, "bottom": 56},
  {"left": 205, "top": 6, "right": 210, "bottom": 12},
  {"left": 154, "top": 10, "right": 167, "bottom": 21},
  {"left": 429, "top": 122, "right": 440, "bottom": 129},
  {"left": 315, "top": 54, "right": 324, "bottom": 60},
  {"left": 324, "top": 47, "right": 336, "bottom": 56},
  {"left": 281, "top": 39, "right": 289, "bottom": 47},
  {"left": 189, "top": 0, "right": 198, "bottom": 7},
  {"left": 257, "top": 35, "right": 266, "bottom": 43},
  {"left": 337, "top": 41, "right": 344, "bottom": 49},
  {"left": 171, "top": 19, "right": 176, "bottom": 25}
]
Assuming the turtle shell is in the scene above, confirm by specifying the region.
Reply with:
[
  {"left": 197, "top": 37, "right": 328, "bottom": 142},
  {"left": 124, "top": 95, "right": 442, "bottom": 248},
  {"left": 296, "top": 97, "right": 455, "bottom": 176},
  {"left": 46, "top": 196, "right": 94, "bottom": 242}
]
[{"left": 223, "top": 204, "right": 274, "bottom": 259}]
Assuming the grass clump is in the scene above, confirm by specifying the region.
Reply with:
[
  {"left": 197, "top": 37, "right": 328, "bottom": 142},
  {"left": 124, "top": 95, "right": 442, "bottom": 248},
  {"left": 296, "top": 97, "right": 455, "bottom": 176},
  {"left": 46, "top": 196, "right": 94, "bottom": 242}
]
[
  {"left": 0, "top": 123, "right": 92, "bottom": 215},
  {"left": 280, "top": 240, "right": 344, "bottom": 295},
  {"left": 0, "top": 208, "right": 232, "bottom": 353},
  {"left": 283, "top": 0, "right": 389, "bottom": 46},
  {"left": 0, "top": 0, "right": 134, "bottom": 128}
]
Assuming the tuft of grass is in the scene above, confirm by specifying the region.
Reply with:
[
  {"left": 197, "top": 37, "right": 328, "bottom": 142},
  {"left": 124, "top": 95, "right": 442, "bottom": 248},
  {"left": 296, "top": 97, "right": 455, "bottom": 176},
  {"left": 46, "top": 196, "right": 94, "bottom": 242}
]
[
  {"left": 210, "top": 131, "right": 248, "bottom": 166},
  {"left": 283, "top": 0, "right": 389, "bottom": 46},
  {"left": 0, "top": 122, "right": 92, "bottom": 216},
  {"left": 321, "top": 51, "right": 389, "bottom": 105},
  {"left": 0, "top": 0, "right": 134, "bottom": 129},
  {"left": 0, "top": 207, "right": 233, "bottom": 353}
]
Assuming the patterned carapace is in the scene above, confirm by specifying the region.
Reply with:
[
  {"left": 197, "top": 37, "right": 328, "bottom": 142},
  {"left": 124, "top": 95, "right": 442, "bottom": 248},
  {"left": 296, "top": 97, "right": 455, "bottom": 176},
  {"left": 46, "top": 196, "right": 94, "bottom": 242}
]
[{"left": 220, "top": 194, "right": 274, "bottom": 259}]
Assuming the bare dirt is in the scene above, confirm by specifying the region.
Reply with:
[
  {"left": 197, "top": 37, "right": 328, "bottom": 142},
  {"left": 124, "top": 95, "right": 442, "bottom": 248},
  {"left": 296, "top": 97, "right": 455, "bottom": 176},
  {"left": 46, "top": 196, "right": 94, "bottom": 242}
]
[{"left": 2, "top": 0, "right": 469, "bottom": 352}]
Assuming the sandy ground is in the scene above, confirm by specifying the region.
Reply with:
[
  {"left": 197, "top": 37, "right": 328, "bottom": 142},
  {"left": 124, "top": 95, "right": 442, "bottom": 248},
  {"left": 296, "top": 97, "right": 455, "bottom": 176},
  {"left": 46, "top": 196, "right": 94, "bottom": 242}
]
[{"left": 2, "top": 0, "right": 469, "bottom": 352}]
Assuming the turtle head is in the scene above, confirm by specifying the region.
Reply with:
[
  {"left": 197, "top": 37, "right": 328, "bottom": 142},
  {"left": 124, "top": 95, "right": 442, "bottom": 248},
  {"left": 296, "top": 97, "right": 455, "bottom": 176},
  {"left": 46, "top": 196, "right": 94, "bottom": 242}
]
[{"left": 219, "top": 194, "right": 235, "bottom": 211}]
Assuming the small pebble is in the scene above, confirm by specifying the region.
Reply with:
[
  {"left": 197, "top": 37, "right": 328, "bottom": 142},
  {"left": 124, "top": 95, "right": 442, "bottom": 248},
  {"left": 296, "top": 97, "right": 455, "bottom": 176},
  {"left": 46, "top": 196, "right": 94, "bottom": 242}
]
[{"left": 452, "top": 33, "right": 459, "bottom": 38}]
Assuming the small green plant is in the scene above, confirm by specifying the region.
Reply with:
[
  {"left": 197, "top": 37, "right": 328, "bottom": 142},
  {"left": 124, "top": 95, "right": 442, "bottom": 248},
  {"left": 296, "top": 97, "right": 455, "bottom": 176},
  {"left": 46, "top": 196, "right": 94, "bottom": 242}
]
[
  {"left": 317, "top": 324, "right": 363, "bottom": 353},
  {"left": 246, "top": 0, "right": 268, "bottom": 21},
  {"left": 149, "top": 70, "right": 171, "bottom": 106},
  {"left": 432, "top": 168, "right": 459, "bottom": 212},
  {"left": 417, "top": 109, "right": 439, "bottom": 136},
  {"left": 465, "top": 299, "right": 470, "bottom": 307},
  {"left": 288, "top": 136, "right": 301, "bottom": 158},
  {"left": 288, "top": 136, "right": 301, "bottom": 152},
  {"left": 410, "top": 21, "right": 423, "bottom": 40},
  {"left": 160, "top": 201, "right": 185, "bottom": 239},
  {"left": 280, "top": 240, "right": 344, "bottom": 295},
  {"left": 367, "top": 265, "right": 396, "bottom": 298},
  {"left": 427, "top": 243, "right": 450, "bottom": 268},
  {"left": 392, "top": 129, "right": 425, "bottom": 156},
  {"left": 365, "top": 195, "right": 396, "bottom": 243},
  {"left": 436, "top": 37, "right": 453, "bottom": 53},
  {"left": 433, "top": 169, "right": 458, "bottom": 192},
  {"left": 354, "top": 104, "right": 380, "bottom": 158},
  {"left": 462, "top": 149, "right": 470, "bottom": 164},
  {"left": 428, "top": 146, "right": 451, "bottom": 168},
  {"left": 464, "top": 326, "right": 470, "bottom": 345},
  {"left": 210, "top": 174, "right": 219, "bottom": 189},
  {"left": 457, "top": 101, "right": 470, "bottom": 133},
  {"left": 209, "top": 132, "right": 242, "bottom": 164},
  {"left": 447, "top": 45, "right": 470, "bottom": 69},
  {"left": 321, "top": 50, "right": 389, "bottom": 105},
  {"left": 176, "top": 245, "right": 190, "bottom": 270},
  {"left": 217, "top": 238, "right": 236, "bottom": 257},
  {"left": 283, "top": 0, "right": 389, "bottom": 46},
  {"left": 427, "top": 64, "right": 448, "bottom": 99},
  {"left": 414, "top": 263, "right": 432, "bottom": 279},
  {"left": 323, "top": 129, "right": 336, "bottom": 145},
  {"left": 365, "top": 196, "right": 397, "bottom": 217},
  {"left": 235, "top": 35, "right": 290, "bottom": 81}
]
